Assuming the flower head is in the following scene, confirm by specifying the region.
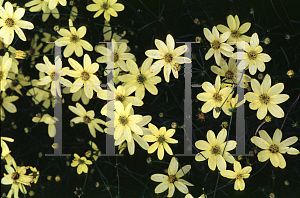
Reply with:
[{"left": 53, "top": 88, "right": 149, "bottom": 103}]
[
  {"left": 251, "top": 129, "right": 299, "bottom": 168},
  {"left": 71, "top": 153, "right": 92, "bottom": 174},
  {"left": 0, "top": 52, "right": 12, "bottom": 91},
  {"left": 86, "top": 0, "right": 124, "bottom": 21}
]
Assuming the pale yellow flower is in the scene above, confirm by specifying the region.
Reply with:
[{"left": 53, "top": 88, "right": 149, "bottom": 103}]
[
  {"left": 233, "top": 33, "right": 271, "bottom": 75},
  {"left": 56, "top": 19, "right": 93, "bottom": 57},
  {"left": 196, "top": 75, "right": 232, "bottom": 118},
  {"left": 151, "top": 157, "right": 193, "bottom": 197},
  {"left": 1, "top": 137, "right": 14, "bottom": 159},
  {"left": 251, "top": 129, "right": 299, "bottom": 169},
  {"left": 0, "top": 91, "right": 18, "bottom": 121},
  {"left": 88, "top": 141, "right": 101, "bottom": 161},
  {"left": 66, "top": 54, "right": 102, "bottom": 99},
  {"left": 0, "top": 52, "right": 12, "bottom": 91},
  {"left": 86, "top": 0, "right": 125, "bottom": 21},
  {"left": 68, "top": 103, "right": 106, "bottom": 138},
  {"left": 223, "top": 94, "right": 244, "bottom": 116},
  {"left": 203, "top": 26, "right": 233, "bottom": 66},
  {"left": 244, "top": 74, "right": 289, "bottom": 120},
  {"left": 220, "top": 161, "right": 252, "bottom": 191},
  {"left": 45, "top": 0, "right": 67, "bottom": 10},
  {"left": 217, "top": 15, "right": 251, "bottom": 44},
  {"left": 32, "top": 114, "right": 58, "bottom": 138},
  {"left": 145, "top": 34, "right": 191, "bottom": 82},
  {"left": 25, "top": 0, "right": 60, "bottom": 22},
  {"left": 28, "top": 167, "right": 39, "bottom": 184},
  {"left": 143, "top": 123, "right": 178, "bottom": 160},
  {"left": 0, "top": 38, "right": 19, "bottom": 73},
  {"left": 71, "top": 153, "right": 92, "bottom": 174},
  {"left": 195, "top": 129, "right": 236, "bottom": 171},
  {"left": 118, "top": 58, "right": 161, "bottom": 100},
  {"left": 6, "top": 71, "right": 31, "bottom": 96},
  {"left": 0, "top": 2, "right": 34, "bottom": 45}
]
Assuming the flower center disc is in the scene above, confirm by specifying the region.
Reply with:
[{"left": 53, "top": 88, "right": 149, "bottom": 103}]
[
  {"left": 164, "top": 53, "right": 173, "bottom": 63},
  {"left": 114, "top": 53, "right": 119, "bottom": 62},
  {"left": 212, "top": 145, "right": 221, "bottom": 154},
  {"left": 158, "top": 135, "right": 165, "bottom": 143},
  {"left": 5, "top": 18, "right": 14, "bottom": 27},
  {"left": 118, "top": 116, "right": 128, "bottom": 126},
  {"left": 259, "top": 93, "right": 270, "bottom": 104},
  {"left": 213, "top": 93, "right": 222, "bottom": 102},
  {"left": 116, "top": 95, "right": 125, "bottom": 102},
  {"left": 81, "top": 71, "right": 90, "bottom": 81},
  {"left": 269, "top": 144, "right": 279, "bottom": 153},
  {"left": 102, "top": 3, "right": 110, "bottom": 10},
  {"left": 247, "top": 51, "right": 257, "bottom": 60},
  {"left": 211, "top": 41, "right": 221, "bottom": 50},
  {"left": 50, "top": 72, "right": 56, "bottom": 81},
  {"left": 137, "top": 74, "right": 146, "bottom": 84},
  {"left": 70, "top": 35, "right": 79, "bottom": 43},
  {"left": 0, "top": 71, "right": 3, "bottom": 80},
  {"left": 11, "top": 172, "right": 20, "bottom": 180},
  {"left": 83, "top": 116, "right": 91, "bottom": 124},
  {"left": 168, "top": 175, "right": 176, "bottom": 183},
  {"left": 225, "top": 70, "right": 234, "bottom": 79},
  {"left": 231, "top": 30, "right": 241, "bottom": 38}
]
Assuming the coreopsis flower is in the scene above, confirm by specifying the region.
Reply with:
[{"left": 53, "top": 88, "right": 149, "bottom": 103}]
[
  {"left": 220, "top": 161, "right": 252, "bottom": 191},
  {"left": 244, "top": 74, "right": 289, "bottom": 120},
  {"left": 25, "top": 0, "right": 59, "bottom": 22},
  {"left": 62, "top": 87, "right": 90, "bottom": 105},
  {"left": 45, "top": 0, "right": 67, "bottom": 10},
  {"left": 1, "top": 137, "right": 14, "bottom": 159},
  {"left": 210, "top": 57, "right": 251, "bottom": 87},
  {"left": 0, "top": 52, "right": 12, "bottom": 91},
  {"left": 66, "top": 54, "right": 102, "bottom": 99},
  {"left": 233, "top": 33, "right": 271, "bottom": 75},
  {"left": 1, "top": 165, "right": 34, "bottom": 198},
  {"left": 6, "top": 71, "right": 31, "bottom": 96},
  {"left": 68, "top": 103, "right": 106, "bottom": 138},
  {"left": 251, "top": 129, "right": 299, "bottom": 169},
  {"left": 98, "top": 83, "right": 143, "bottom": 115},
  {"left": 118, "top": 58, "right": 162, "bottom": 100},
  {"left": 86, "top": 0, "right": 125, "bottom": 21},
  {"left": 196, "top": 75, "right": 232, "bottom": 118},
  {"left": 143, "top": 123, "right": 178, "bottom": 160},
  {"left": 56, "top": 19, "right": 93, "bottom": 57},
  {"left": 217, "top": 15, "right": 251, "bottom": 44},
  {"left": 71, "top": 153, "right": 92, "bottom": 174},
  {"left": 32, "top": 114, "right": 58, "bottom": 138},
  {"left": 95, "top": 39, "right": 135, "bottom": 72},
  {"left": 203, "top": 26, "right": 233, "bottom": 66},
  {"left": 0, "top": 91, "right": 18, "bottom": 121},
  {"left": 88, "top": 141, "right": 101, "bottom": 161},
  {"left": 151, "top": 157, "right": 193, "bottom": 197},
  {"left": 223, "top": 94, "right": 244, "bottom": 116},
  {"left": 0, "top": 38, "right": 19, "bottom": 73},
  {"left": 26, "top": 34, "right": 43, "bottom": 65},
  {"left": 35, "top": 55, "right": 72, "bottom": 96},
  {"left": 195, "top": 129, "right": 237, "bottom": 171},
  {"left": 0, "top": 1, "right": 34, "bottom": 45},
  {"left": 41, "top": 32, "right": 59, "bottom": 53},
  {"left": 103, "top": 101, "right": 143, "bottom": 142},
  {"left": 26, "top": 72, "right": 51, "bottom": 105},
  {"left": 145, "top": 34, "right": 191, "bottom": 82},
  {"left": 29, "top": 167, "right": 39, "bottom": 184}
]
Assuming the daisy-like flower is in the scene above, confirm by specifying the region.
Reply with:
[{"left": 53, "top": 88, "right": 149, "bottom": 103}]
[
  {"left": 0, "top": 1, "right": 34, "bottom": 45},
  {"left": 203, "top": 26, "right": 233, "bottom": 66},
  {"left": 145, "top": 34, "right": 191, "bottom": 82},
  {"left": 35, "top": 55, "right": 71, "bottom": 96},
  {"left": 32, "top": 114, "right": 58, "bottom": 138},
  {"left": 223, "top": 94, "right": 244, "bottom": 116},
  {"left": 86, "top": 0, "right": 124, "bottom": 21},
  {"left": 251, "top": 129, "right": 299, "bottom": 169},
  {"left": 0, "top": 52, "right": 12, "bottom": 91},
  {"left": 1, "top": 137, "right": 14, "bottom": 159},
  {"left": 196, "top": 75, "right": 232, "bottom": 118},
  {"left": 151, "top": 157, "right": 193, "bottom": 197},
  {"left": 233, "top": 33, "right": 271, "bottom": 75},
  {"left": 25, "top": 0, "right": 60, "bottom": 22},
  {"left": 98, "top": 83, "right": 143, "bottom": 115},
  {"left": 45, "top": 0, "right": 67, "bottom": 10},
  {"left": 96, "top": 39, "right": 135, "bottom": 72},
  {"left": 244, "top": 74, "right": 289, "bottom": 120},
  {"left": 1, "top": 165, "right": 34, "bottom": 198},
  {"left": 66, "top": 54, "right": 102, "bottom": 99},
  {"left": 195, "top": 129, "right": 237, "bottom": 171},
  {"left": 217, "top": 15, "right": 251, "bottom": 44},
  {"left": 68, "top": 103, "right": 106, "bottom": 138},
  {"left": 103, "top": 101, "right": 143, "bottom": 142},
  {"left": 210, "top": 57, "right": 251, "bottom": 87},
  {"left": 6, "top": 71, "right": 31, "bottom": 96},
  {"left": 28, "top": 167, "right": 39, "bottom": 184},
  {"left": 26, "top": 34, "right": 43, "bottom": 66},
  {"left": 0, "top": 91, "right": 18, "bottom": 121},
  {"left": 71, "top": 153, "right": 92, "bottom": 174},
  {"left": 143, "top": 123, "right": 178, "bottom": 160},
  {"left": 88, "top": 141, "right": 101, "bottom": 161},
  {"left": 118, "top": 58, "right": 161, "bottom": 100},
  {"left": 56, "top": 19, "right": 93, "bottom": 57},
  {"left": 0, "top": 38, "right": 19, "bottom": 73},
  {"left": 62, "top": 87, "right": 90, "bottom": 105},
  {"left": 41, "top": 32, "right": 59, "bottom": 53},
  {"left": 220, "top": 161, "right": 252, "bottom": 191}
]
